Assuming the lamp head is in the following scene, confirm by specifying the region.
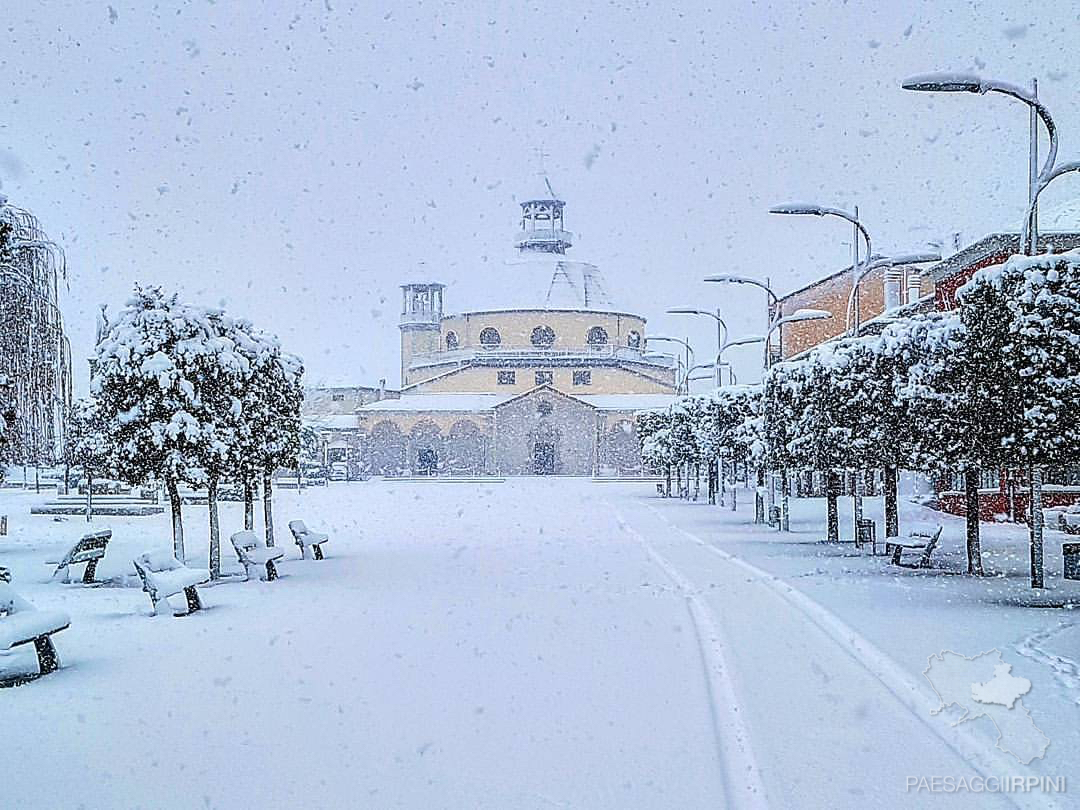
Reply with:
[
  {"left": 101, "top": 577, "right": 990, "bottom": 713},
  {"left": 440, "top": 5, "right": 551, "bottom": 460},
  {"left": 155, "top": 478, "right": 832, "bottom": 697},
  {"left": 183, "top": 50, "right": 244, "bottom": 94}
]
[
  {"left": 902, "top": 73, "right": 983, "bottom": 93},
  {"left": 769, "top": 203, "right": 826, "bottom": 216}
]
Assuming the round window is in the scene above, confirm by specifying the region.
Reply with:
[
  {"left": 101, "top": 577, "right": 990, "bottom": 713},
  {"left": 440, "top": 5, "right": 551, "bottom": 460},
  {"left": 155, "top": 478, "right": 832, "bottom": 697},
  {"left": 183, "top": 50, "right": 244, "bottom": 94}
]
[
  {"left": 445, "top": 331, "right": 459, "bottom": 350},
  {"left": 479, "top": 327, "right": 501, "bottom": 348},
  {"left": 626, "top": 330, "right": 642, "bottom": 349}
]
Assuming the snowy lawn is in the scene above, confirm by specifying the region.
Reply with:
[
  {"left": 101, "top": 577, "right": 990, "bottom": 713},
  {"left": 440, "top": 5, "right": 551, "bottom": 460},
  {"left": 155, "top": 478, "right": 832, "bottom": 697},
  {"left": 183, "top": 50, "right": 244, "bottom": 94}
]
[{"left": 1, "top": 479, "right": 1076, "bottom": 809}]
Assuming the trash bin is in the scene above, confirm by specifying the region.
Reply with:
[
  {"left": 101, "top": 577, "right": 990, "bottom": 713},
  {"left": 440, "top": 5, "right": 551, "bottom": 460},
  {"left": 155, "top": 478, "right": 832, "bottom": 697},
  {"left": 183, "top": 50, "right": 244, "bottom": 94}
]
[
  {"left": 1064, "top": 543, "right": 1080, "bottom": 581},
  {"left": 856, "top": 518, "right": 876, "bottom": 553}
]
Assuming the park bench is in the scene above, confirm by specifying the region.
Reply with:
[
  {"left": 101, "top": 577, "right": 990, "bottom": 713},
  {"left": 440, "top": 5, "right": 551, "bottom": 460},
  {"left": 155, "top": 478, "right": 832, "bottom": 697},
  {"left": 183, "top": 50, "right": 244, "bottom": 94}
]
[
  {"left": 0, "top": 582, "right": 70, "bottom": 686},
  {"left": 231, "top": 530, "right": 285, "bottom": 581},
  {"left": 131, "top": 550, "right": 209, "bottom": 616},
  {"left": 51, "top": 529, "right": 112, "bottom": 584},
  {"left": 288, "top": 520, "right": 330, "bottom": 560},
  {"left": 884, "top": 525, "right": 943, "bottom": 568}
]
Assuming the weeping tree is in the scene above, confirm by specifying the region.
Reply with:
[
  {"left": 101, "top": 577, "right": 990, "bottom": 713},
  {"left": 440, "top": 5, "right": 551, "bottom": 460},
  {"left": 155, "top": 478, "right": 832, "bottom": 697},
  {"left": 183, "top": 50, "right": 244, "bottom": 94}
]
[
  {"left": 93, "top": 286, "right": 230, "bottom": 561},
  {"left": 0, "top": 196, "right": 71, "bottom": 472},
  {"left": 0, "top": 376, "right": 12, "bottom": 483}
]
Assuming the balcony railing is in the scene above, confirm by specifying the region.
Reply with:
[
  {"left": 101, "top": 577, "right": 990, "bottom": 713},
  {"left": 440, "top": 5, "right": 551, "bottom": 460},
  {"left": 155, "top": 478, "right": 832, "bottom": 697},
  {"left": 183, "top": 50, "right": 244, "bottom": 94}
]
[
  {"left": 409, "top": 345, "right": 676, "bottom": 369},
  {"left": 513, "top": 228, "right": 574, "bottom": 247}
]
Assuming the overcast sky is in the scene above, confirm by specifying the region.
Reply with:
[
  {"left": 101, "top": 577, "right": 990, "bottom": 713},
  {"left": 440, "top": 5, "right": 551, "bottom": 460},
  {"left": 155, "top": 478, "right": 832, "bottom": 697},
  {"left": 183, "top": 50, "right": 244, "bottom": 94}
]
[{"left": 4, "top": 1, "right": 1080, "bottom": 391}]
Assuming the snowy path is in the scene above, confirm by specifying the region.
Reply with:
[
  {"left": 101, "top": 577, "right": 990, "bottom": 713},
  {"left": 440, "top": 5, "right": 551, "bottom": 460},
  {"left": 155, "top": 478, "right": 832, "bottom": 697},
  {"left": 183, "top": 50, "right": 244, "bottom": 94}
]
[
  {"left": 1, "top": 479, "right": 1057, "bottom": 808},
  {"left": 611, "top": 495, "right": 1022, "bottom": 809},
  {"left": 4, "top": 480, "right": 726, "bottom": 809}
]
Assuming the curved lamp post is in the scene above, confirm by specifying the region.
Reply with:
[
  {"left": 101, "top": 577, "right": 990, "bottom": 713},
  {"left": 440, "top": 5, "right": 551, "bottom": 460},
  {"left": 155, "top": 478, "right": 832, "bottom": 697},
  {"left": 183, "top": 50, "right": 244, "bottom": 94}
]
[
  {"left": 764, "top": 308, "right": 832, "bottom": 367},
  {"left": 844, "top": 253, "right": 941, "bottom": 333},
  {"left": 902, "top": 74, "right": 1058, "bottom": 255},
  {"left": 645, "top": 335, "right": 695, "bottom": 394},
  {"left": 1021, "top": 159, "right": 1080, "bottom": 247},
  {"left": 770, "top": 203, "right": 874, "bottom": 335},
  {"left": 667, "top": 308, "right": 728, "bottom": 387}
]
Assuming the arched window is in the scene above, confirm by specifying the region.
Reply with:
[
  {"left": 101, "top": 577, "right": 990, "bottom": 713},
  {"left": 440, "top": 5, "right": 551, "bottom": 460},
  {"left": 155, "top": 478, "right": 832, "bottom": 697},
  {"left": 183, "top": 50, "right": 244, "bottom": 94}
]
[
  {"left": 531, "top": 325, "right": 555, "bottom": 347},
  {"left": 586, "top": 326, "right": 609, "bottom": 346},
  {"left": 626, "top": 330, "right": 642, "bottom": 349},
  {"left": 479, "top": 327, "right": 501, "bottom": 348},
  {"left": 445, "top": 331, "right": 459, "bottom": 350}
]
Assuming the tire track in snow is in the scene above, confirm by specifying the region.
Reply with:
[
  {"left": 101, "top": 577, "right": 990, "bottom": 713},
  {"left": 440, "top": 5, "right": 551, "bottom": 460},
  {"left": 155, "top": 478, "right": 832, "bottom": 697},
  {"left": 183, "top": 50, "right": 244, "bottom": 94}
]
[
  {"left": 611, "top": 506, "right": 769, "bottom": 810},
  {"left": 641, "top": 501, "right": 1058, "bottom": 810}
]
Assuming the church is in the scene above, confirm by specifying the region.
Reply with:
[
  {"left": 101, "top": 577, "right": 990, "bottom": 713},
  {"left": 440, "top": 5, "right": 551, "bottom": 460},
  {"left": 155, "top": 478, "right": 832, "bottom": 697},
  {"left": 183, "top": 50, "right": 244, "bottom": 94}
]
[{"left": 310, "top": 176, "right": 677, "bottom": 476}]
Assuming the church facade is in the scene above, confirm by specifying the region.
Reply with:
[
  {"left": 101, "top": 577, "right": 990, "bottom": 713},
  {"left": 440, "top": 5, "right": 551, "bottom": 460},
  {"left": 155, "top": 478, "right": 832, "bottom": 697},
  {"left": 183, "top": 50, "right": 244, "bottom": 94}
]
[{"left": 308, "top": 177, "right": 676, "bottom": 476}]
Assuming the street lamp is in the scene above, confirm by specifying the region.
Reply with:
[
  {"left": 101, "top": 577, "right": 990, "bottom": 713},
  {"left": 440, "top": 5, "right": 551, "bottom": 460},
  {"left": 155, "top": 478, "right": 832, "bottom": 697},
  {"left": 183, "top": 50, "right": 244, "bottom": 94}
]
[
  {"left": 843, "top": 253, "right": 941, "bottom": 334},
  {"left": 704, "top": 275, "right": 785, "bottom": 369},
  {"left": 764, "top": 309, "right": 831, "bottom": 367},
  {"left": 667, "top": 307, "right": 728, "bottom": 387},
  {"left": 1021, "top": 159, "right": 1080, "bottom": 247},
  {"left": 771, "top": 203, "right": 873, "bottom": 335},
  {"left": 645, "top": 335, "right": 695, "bottom": 394},
  {"left": 902, "top": 73, "right": 1058, "bottom": 255}
]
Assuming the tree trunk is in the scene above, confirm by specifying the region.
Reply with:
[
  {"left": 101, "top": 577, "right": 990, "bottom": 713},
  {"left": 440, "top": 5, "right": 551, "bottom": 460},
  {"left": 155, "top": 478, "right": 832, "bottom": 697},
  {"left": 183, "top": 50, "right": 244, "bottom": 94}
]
[
  {"left": 693, "top": 463, "right": 700, "bottom": 502},
  {"left": 963, "top": 466, "right": 984, "bottom": 576},
  {"left": 664, "top": 465, "right": 671, "bottom": 497},
  {"left": 826, "top": 471, "right": 840, "bottom": 543},
  {"left": 851, "top": 470, "right": 863, "bottom": 541},
  {"left": 85, "top": 469, "right": 93, "bottom": 523},
  {"left": 780, "top": 468, "right": 790, "bottom": 532},
  {"left": 707, "top": 459, "right": 716, "bottom": 505},
  {"left": 263, "top": 469, "right": 275, "bottom": 548},
  {"left": 166, "top": 476, "right": 185, "bottom": 561},
  {"left": 208, "top": 476, "right": 221, "bottom": 580},
  {"left": 243, "top": 479, "right": 255, "bottom": 530},
  {"left": 1029, "top": 464, "right": 1045, "bottom": 589},
  {"left": 754, "top": 468, "right": 765, "bottom": 524},
  {"left": 884, "top": 465, "right": 899, "bottom": 540},
  {"left": 718, "top": 455, "right": 726, "bottom": 507}
]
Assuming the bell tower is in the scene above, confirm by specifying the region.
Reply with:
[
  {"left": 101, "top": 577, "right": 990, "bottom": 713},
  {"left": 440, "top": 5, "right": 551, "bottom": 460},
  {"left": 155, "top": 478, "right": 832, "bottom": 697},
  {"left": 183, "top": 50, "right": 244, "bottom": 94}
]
[
  {"left": 399, "top": 282, "right": 444, "bottom": 387},
  {"left": 514, "top": 173, "right": 573, "bottom": 255}
]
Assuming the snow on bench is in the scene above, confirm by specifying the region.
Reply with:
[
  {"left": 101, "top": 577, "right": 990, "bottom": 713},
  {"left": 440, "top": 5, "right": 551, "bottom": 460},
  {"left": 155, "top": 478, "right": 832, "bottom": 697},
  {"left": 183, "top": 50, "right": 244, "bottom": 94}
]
[
  {"left": 288, "top": 520, "right": 330, "bottom": 560},
  {"left": 0, "top": 582, "right": 70, "bottom": 687},
  {"left": 231, "top": 530, "right": 285, "bottom": 581},
  {"left": 132, "top": 550, "right": 210, "bottom": 616},
  {"left": 1043, "top": 508, "right": 1080, "bottom": 534},
  {"left": 51, "top": 528, "right": 112, "bottom": 584},
  {"left": 883, "top": 526, "right": 943, "bottom": 568}
]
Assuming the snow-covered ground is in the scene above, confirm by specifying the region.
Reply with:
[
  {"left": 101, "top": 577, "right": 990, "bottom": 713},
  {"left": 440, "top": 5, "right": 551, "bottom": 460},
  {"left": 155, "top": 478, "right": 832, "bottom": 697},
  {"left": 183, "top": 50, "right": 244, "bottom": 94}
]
[{"left": 1, "top": 479, "right": 1076, "bottom": 809}]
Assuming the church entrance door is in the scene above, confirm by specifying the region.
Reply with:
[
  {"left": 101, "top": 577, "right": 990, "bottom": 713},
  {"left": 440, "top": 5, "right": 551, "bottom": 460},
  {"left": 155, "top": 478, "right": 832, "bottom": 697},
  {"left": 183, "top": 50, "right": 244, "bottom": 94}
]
[{"left": 532, "top": 442, "right": 555, "bottom": 475}]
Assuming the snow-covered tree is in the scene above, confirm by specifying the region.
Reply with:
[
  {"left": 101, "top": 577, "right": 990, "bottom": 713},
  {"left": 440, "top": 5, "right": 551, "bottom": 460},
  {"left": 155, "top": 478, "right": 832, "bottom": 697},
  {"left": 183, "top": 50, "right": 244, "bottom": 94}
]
[
  {"left": 0, "top": 377, "right": 13, "bottom": 484},
  {"left": 65, "top": 397, "right": 112, "bottom": 522},
  {"left": 765, "top": 353, "right": 854, "bottom": 542},
  {"left": 956, "top": 250, "right": 1080, "bottom": 587},
  {"left": 230, "top": 322, "right": 304, "bottom": 546},
  {"left": 92, "top": 286, "right": 237, "bottom": 560}
]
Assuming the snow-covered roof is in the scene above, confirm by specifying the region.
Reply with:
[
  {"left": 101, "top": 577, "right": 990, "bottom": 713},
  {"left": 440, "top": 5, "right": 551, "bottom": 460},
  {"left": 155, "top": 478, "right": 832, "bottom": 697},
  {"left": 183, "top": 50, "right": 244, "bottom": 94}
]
[
  {"left": 576, "top": 394, "right": 676, "bottom": 411},
  {"left": 357, "top": 391, "right": 675, "bottom": 414},
  {"left": 361, "top": 394, "right": 509, "bottom": 412},
  {"left": 304, "top": 414, "right": 362, "bottom": 429}
]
